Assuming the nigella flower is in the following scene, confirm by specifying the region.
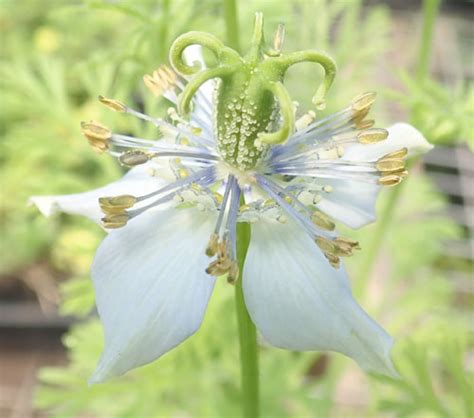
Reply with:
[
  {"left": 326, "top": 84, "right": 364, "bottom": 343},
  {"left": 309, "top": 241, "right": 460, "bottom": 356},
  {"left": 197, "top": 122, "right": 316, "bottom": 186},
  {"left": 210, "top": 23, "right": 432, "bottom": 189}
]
[{"left": 31, "top": 14, "right": 432, "bottom": 384}]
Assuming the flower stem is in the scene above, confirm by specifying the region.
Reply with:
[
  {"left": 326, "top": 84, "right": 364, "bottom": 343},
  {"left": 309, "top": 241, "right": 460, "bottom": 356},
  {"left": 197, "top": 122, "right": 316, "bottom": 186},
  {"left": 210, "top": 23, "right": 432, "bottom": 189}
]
[
  {"left": 416, "top": 0, "right": 441, "bottom": 82},
  {"left": 222, "top": 3, "right": 259, "bottom": 416},
  {"left": 223, "top": 0, "right": 240, "bottom": 51},
  {"left": 355, "top": 0, "right": 440, "bottom": 297},
  {"left": 235, "top": 217, "right": 259, "bottom": 418}
]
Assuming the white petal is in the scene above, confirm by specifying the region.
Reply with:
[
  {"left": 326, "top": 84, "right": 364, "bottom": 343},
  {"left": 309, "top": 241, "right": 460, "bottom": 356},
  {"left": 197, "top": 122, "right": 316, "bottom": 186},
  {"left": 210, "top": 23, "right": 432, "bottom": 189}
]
[
  {"left": 298, "top": 178, "right": 380, "bottom": 229},
  {"left": 89, "top": 208, "right": 216, "bottom": 384},
  {"left": 344, "top": 123, "right": 433, "bottom": 162},
  {"left": 29, "top": 163, "right": 165, "bottom": 223},
  {"left": 243, "top": 218, "right": 397, "bottom": 377}
]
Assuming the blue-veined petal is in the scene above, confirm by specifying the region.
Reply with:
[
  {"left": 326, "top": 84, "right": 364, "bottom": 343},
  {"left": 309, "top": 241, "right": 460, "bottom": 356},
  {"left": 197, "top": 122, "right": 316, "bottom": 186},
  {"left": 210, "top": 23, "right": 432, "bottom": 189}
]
[
  {"left": 300, "top": 178, "right": 380, "bottom": 229},
  {"left": 301, "top": 124, "right": 431, "bottom": 229},
  {"left": 29, "top": 163, "right": 168, "bottom": 224},
  {"left": 89, "top": 207, "right": 216, "bottom": 384},
  {"left": 243, "top": 218, "right": 398, "bottom": 377}
]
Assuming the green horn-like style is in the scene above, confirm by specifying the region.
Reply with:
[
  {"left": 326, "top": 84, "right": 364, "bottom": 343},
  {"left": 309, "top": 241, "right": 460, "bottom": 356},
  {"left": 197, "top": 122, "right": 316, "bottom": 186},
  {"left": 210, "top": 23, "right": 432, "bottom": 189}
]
[{"left": 168, "top": 12, "right": 337, "bottom": 170}]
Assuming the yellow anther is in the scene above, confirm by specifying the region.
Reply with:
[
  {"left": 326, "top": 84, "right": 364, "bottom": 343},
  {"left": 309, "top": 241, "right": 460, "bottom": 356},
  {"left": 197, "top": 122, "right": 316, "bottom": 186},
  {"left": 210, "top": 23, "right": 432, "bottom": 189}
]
[
  {"left": 333, "top": 238, "right": 358, "bottom": 257},
  {"left": 376, "top": 158, "right": 405, "bottom": 172},
  {"left": 334, "top": 237, "right": 360, "bottom": 249},
  {"left": 119, "top": 150, "right": 150, "bottom": 166},
  {"left": 81, "top": 121, "right": 111, "bottom": 140},
  {"left": 191, "top": 183, "right": 202, "bottom": 192},
  {"left": 324, "top": 252, "right": 340, "bottom": 269},
  {"left": 178, "top": 168, "right": 189, "bottom": 178},
  {"left": 101, "top": 213, "right": 129, "bottom": 229},
  {"left": 205, "top": 233, "right": 219, "bottom": 257},
  {"left": 81, "top": 120, "right": 111, "bottom": 152},
  {"left": 352, "top": 92, "right": 377, "bottom": 112},
  {"left": 227, "top": 262, "right": 240, "bottom": 284},
  {"left": 378, "top": 175, "right": 402, "bottom": 186},
  {"left": 239, "top": 204, "right": 251, "bottom": 212},
  {"left": 263, "top": 199, "right": 276, "bottom": 207},
  {"left": 311, "top": 210, "right": 336, "bottom": 231},
  {"left": 213, "top": 192, "right": 224, "bottom": 204},
  {"left": 99, "top": 195, "right": 136, "bottom": 214},
  {"left": 355, "top": 119, "right": 375, "bottom": 130},
  {"left": 179, "top": 137, "right": 191, "bottom": 146},
  {"left": 315, "top": 236, "right": 337, "bottom": 254},
  {"left": 143, "top": 65, "right": 177, "bottom": 97},
  {"left": 357, "top": 128, "right": 388, "bottom": 144},
  {"left": 382, "top": 147, "right": 408, "bottom": 160},
  {"left": 98, "top": 95, "right": 126, "bottom": 112},
  {"left": 191, "top": 127, "right": 202, "bottom": 136},
  {"left": 284, "top": 196, "right": 293, "bottom": 204}
]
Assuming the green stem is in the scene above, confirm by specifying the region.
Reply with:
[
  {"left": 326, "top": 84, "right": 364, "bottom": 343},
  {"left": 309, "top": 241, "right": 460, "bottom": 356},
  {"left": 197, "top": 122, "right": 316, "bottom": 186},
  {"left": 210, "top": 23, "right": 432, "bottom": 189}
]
[
  {"left": 222, "top": 3, "right": 259, "bottom": 416},
  {"left": 223, "top": 0, "right": 240, "bottom": 51},
  {"left": 355, "top": 0, "right": 440, "bottom": 297},
  {"left": 158, "top": 0, "right": 170, "bottom": 61},
  {"left": 235, "top": 217, "right": 259, "bottom": 418},
  {"left": 416, "top": 0, "right": 441, "bottom": 82}
]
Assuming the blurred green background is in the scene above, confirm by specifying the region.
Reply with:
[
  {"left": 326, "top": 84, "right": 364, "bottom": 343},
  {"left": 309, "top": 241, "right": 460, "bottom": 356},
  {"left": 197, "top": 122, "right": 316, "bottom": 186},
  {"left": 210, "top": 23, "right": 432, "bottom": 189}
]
[{"left": 0, "top": 0, "right": 473, "bottom": 417}]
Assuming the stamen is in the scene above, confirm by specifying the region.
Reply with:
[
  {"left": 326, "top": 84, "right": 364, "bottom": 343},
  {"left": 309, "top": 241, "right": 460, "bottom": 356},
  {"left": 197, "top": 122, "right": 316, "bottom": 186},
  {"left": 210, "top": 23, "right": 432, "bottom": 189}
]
[
  {"left": 381, "top": 147, "right": 408, "bottom": 159},
  {"left": 311, "top": 209, "right": 335, "bottom": 231},
  {"left": 378, "top": 175, "right": 402, "bottom": 186},
  {"left": 119, "top": 150, "right": 151, "bottom": 166},
  {"left": 351, "top": 92, "right": 377, "bottom": 112},
  {"left": 205, "top": 175, "right": 241, "bottom": 283},
  {"left": 357, "top": 128, "right": 388, "bottom": 144},
  {"left": 98, "top": 95, "right": 127, "bottom": 113},
  {"left": 295, "top": 111, "right": 316, "bottom": 131},
  {"left": 81, "top": 121, "right": 111, "bottom": 152},
  {"left": 101, "top": 213, "right": 129, "bottom": 229},
  {"left": 99, "top": 195, "right": 137, "bottom": 215},
  {"left": 205, "top": 233, "right": 219, "bottom": 257},
  {"left": 143, "top": 65, "right": 178, "bottom": 97},
  {"left": 376, "top": 158, "right": 405, "bottom": 172}
]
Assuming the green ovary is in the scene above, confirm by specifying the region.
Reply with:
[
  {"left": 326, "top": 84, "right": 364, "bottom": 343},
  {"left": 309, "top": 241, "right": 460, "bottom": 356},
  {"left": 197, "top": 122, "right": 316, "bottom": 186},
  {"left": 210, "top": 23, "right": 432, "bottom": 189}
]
[{"left": 215, "top": 67, "right": 276, "bottom": 170}]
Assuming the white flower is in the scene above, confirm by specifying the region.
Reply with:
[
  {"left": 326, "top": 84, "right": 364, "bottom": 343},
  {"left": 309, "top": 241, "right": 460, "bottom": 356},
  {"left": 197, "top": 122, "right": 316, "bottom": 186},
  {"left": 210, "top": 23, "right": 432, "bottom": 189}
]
[{"left": 31, "top": 29, "right": 432, "bottom": 385}]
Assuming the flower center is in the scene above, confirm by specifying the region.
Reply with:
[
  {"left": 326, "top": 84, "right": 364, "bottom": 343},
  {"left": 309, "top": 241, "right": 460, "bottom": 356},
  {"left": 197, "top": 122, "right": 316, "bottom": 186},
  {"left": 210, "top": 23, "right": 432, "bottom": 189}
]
[{"left": 169, "top": 12, "right": 336, "bottom": 172}]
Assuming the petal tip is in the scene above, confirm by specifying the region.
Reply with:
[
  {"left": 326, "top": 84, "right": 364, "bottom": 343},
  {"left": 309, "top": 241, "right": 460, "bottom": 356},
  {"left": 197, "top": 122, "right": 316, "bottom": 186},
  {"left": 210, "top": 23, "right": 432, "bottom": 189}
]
[
  {"left": 388, "top": 123, "right": 433, "bottom": 156},
  {"left": 28, "top": 196, "right": 59, "bottom": 217}
]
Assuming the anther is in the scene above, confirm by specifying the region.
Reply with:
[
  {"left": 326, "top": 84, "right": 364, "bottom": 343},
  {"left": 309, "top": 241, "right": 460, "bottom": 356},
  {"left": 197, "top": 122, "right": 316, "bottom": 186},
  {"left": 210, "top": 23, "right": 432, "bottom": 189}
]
[
  {"left": 205, "top": 233, "right": 219, "bottom": 257},
  {"left": 119, "top": 150, "right": 151, "bottom": 166},
  {"left": 376, "top": 158, "right": 405, "bottom": 172},
  {"left": 98, "top": 95, "right": 126, "bottom": 112},
  {"left": 351, "top": 92, "right": 377, "bottom": 112},
  {"left": 99, "top": 195, "right": 137, "bottom": 214},
  {"left": 295, "top": 111, "right": 316, "bottom": 131},
  {"left": 357, "top": 128, "right": 388, "bottom": 144},
  {"left": 378, "top": 175, "right": 402, "bottom": 186},
  {"left": 101, "top": 213, "right": 129, "bottom": 229},
  {"left": 355, "top": 119, "right": 375, "bottom": 130},
  {"left": 315, "top": 236, "right": 337, "bottom": 254},
  {"left": 325, "top": 252, "right": 340, "bottom": 269},
  {"left": 81, "top": 120, "right": 111, "bottom": 152},
  {"left": 227, "top": 262, "right": 239, "bottom": 284},
  {"left": 311, "top": 210, "right": 335, "bottom": 231},
  {"left": 381, "top": 148, "right": 408, "bottom": 159}
]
